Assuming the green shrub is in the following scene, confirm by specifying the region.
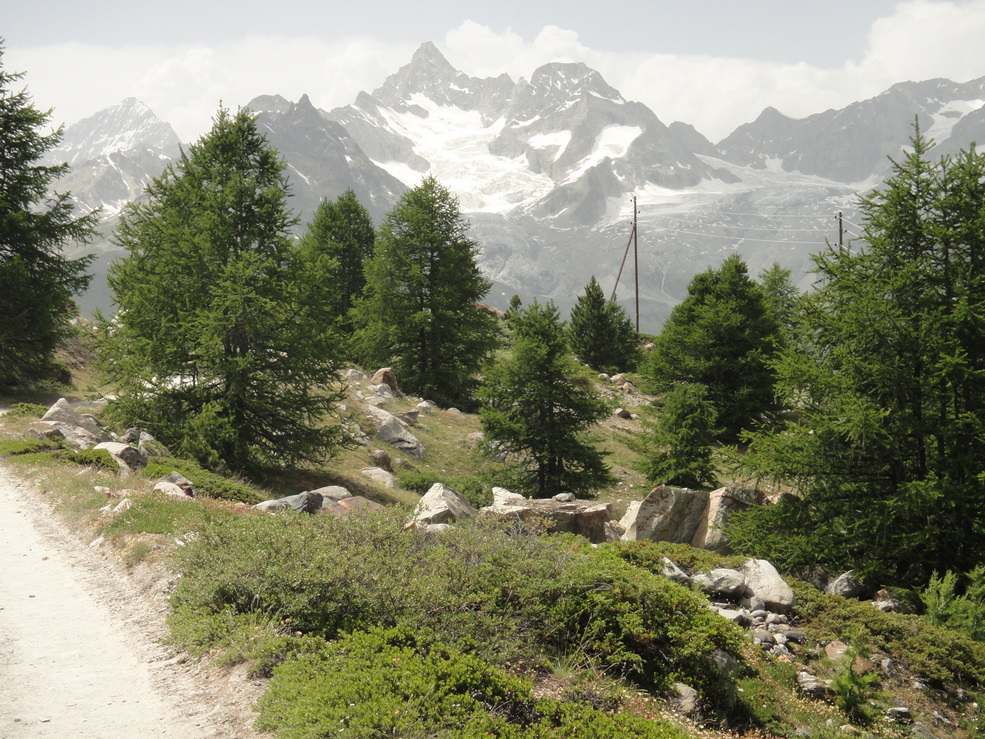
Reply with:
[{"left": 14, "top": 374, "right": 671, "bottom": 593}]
[
  {"left": 921, "top": 567, "right": 985, "bottom": 642},
  {"left": 143, "top": 457, "right": 264, "bottom": 504},
  {"left": 0, "top": 438, "right": 61, "bottom": 457},
  {"left": 64, "top": 447, "right": 117, "bottom": 471},
  {"left": 609, "top": 539, "right": 744, "bottom": 575},
  {"left": 102, "top": 492, "right": 232, "bottom": 538},
  {"left": 829, "top": 645, "right": 881, "bottom": 726},
  {"left": 792, "top": 580, "right": 985, "bottom": 687},
  {"left": 170, "top": 512, "right": 746, "bottom": 712},
  {"left": 5, "top": 402, "right": 48, "bottom": 418},
  {"left": 256, "top": 628, "right": 685, "bottom": 738}
]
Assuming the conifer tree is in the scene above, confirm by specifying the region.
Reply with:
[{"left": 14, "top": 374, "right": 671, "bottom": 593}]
[
  {"left": 646, "top": 254, "right": 781, "bottom": 440},
  {"left": 568, "top": 276, "right": 640, "bottom": 373},
  {"left": 356, "top": 176, "right": 499, "bottom": 408},
  {"left": 0, "top": 43, "right": 97, "bottom": 389},
  {"left": 296, "top": 189, "right": 375, "bottom": 340},
  {"left": 103, "top": 107, "right": 347, "bottom": 472},
  {"left": 478, "top": 300, "right": 613, "bottom": 498},
  {"left": 737, "top": 129, "right": 985, "bottom": 584},
  {"left": 639, "top": 383, "right": 720, "bottom": 489}
]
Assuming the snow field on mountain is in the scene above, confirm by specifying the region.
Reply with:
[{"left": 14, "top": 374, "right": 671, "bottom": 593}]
[{"left": 375, "top": 94, "right": 554, "bottom": 214}]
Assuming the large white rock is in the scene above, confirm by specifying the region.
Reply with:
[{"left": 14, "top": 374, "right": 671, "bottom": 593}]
[
  {"left": 93, "top": 442, "right": 148, "bottom": 474},
  {"left": 413, "top": 483, "right": 478, "bottom": 525},
  {"left": 691, "top": 487, "right": 756, "bottom": 551},
  {"left": 739, "top": 559, "right": 796, "bottom": 613},
  {"left": 619, "top": 486, "right": 710, "bottom": 543}
]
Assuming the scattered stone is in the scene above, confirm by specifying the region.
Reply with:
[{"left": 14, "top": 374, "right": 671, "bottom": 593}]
[
  {"left": 784, "top": 629, "right": 807, "bottom": 644},
  {"left": 481, "top": 497, "right": 614, "bottom": 543},
  {"left": 825, "top": 640, "right": 851, "bottom": 662},
  {"left": 873, "top": 588, "right": 907, "bottom": 613},
  {"left": 797, "top": 671, "right": 834, "bottom": 700},
  {"left": 153, "top": 481, "right": 192, "bottom": 499},
  {"left": 368, "top": 383, "right": 394, "bottom": 401},
  {"left": 552, "top": 492, "right": 575, "bottom": 502},
  {"left": 668, "top": 682, "right": 701, "bottom": 719},
  {"left": 826, "top": 570, "right": 866, "bottom": 599},
  {"left": 413, "top": 483, "right": 478, "bottom": 526},
  {"left": 361, "top": 467, "right": 397, "bottom": 488},
  {"left": 307, "top": 486, "right": 352, "bottom": 503},
  {"left": 93, "top": 442, "right": 148, "bottom": 474},
  {"left": 738, "top": 558, "right": 796, "bottom": 613},
  {"left": 159, "top": 472, "right": 195, "bottom": 497},
  {"left": 693, "top": 568, "right": 746, "bottom": 598},
  {"left": 111, "top": 498, "right": 133, "bottom": 514},
  {"left": 322, "top": 496, "right": 385, "bottom": 517},
  {"left": 343, "top": 368, "right": 368, "bottom": 382},
  {"left": 370, "top": 367, "right": 399, "bottom": 393},
  {"left": 253, "top": 491, "right": 324, "bottom": 514},
  {"left": 492, "top": 487, "right": 526, "bottom": 506},
  {"left": 910, "top": 722, "right": 936, "bottom": 738},
  {"left": 660, "top": 557, "right": 691, "bottom": 585},
  {"left": 609, "top": 374, "right": 627, "bottom": 385},
  {"left": 752, "top": 628, "right": 776, "bottom": 645},
  {"left": 416, "top": 401, "right": 437, "bottom": 415}
]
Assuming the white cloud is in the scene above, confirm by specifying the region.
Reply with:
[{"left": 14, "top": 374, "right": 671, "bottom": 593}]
[{"left": 6, "top": 0, "right": 985, "bottom": 144}]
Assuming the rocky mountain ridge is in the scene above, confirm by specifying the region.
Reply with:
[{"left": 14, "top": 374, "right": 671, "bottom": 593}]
[{"left": 52, "top": 44, "right": 985, "bottom": 330}]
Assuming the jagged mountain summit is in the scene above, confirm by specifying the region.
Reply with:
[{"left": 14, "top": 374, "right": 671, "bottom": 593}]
[{"left": 58, "top": 43, "right": 984, "bottom": 329}]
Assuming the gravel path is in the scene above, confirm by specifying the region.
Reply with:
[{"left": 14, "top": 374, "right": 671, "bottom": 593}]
[{"left": 0, "top": 464, "right": 265, "bottom": 738}]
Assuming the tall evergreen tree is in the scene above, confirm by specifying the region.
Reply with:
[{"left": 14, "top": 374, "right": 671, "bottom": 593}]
[
  {"left": 478, "top": 300, "right": 613, "bottom": 498},
  {"left": 568, "top": 276, "right": 640, "bottom": 373},
  {"left": 757, "top": 261, "right": 800, "bottom": 340},
  {"left": 646, "top": 254, "right": 782, "bottom": 440},
  {"left": 296, "top": 189, "right": 375, "bottom": 340},
  {"left": 102, "top": 107, "right": 347, "bottom": 472},
  {"left": 639, "top": 383, "right": 720, "bottom": 490},
  {"left": 356, "top": 176, "right": 499, "bottom": 408},
  {"left": 737, "top": 129, "right": 985, "bottom": 585},
  {"left": 0, "top": 43, "right": 97, "bottom": 390}
]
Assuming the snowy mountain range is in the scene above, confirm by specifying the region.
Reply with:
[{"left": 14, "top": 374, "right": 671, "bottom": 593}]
[{"left": 53, "top": 42, "right": 985, "bottom": 331}]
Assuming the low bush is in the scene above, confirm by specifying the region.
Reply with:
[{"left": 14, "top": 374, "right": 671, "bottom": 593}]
[
  {"left": 0, "top": 438, "right": 61, "bottom": 457},
  {"left": 255, "top": 628, "right": 685, "bottom": 738},
  {"left": 3, "top": 446, "right": 117, "bottom": 471},
  {"left": 143, "top": 457, "right": 265, "bottom": 504},
  {"left": 170, "top": 511, "right": 746, "bottom": 712},
  {"left": 5, "top": 403, "right": 48, "bottom": 418}
]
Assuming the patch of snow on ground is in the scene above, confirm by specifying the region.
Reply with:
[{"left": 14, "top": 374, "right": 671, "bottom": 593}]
[
  {"left": 528, "top": 131, "right": 571, "bottom": 162},
  {"left": 926, "top": 99, "right": 984, "bottom": 144},
  {"left": 563, "top": 126, "right": 642, "bottom": 184},
  {"left": 380, "top": 94, "right": 554, "bottom": 213}
]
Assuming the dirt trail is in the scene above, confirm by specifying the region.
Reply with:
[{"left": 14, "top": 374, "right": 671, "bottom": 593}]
[{"left": 0, "top": 465, "right": 265, "bottom": 738}]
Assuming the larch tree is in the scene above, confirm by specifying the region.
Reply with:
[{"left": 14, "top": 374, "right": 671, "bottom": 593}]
[
  {"left": 0, "top": 43, "right": 97, "bottom": 390},
  {"left": 478, "top": 300, "right": 613, "bottom": 498},
  {"left": 296, "top": 189, "right": 375, "bottom": 342},
  {"left": 102, "top": 107, "right": 348, "bottom": 472},
  {"left": 645, "top": 253, "right": 782, "bottom": 441},
  {"left": 567, "top": 275, "right": 640, "bottom": 373},
  {"left": 356, "top": 176, "right": 499, "bottom": 408},
  {"left": 735, "top": 128, "right": 985, "bottom": 585}
]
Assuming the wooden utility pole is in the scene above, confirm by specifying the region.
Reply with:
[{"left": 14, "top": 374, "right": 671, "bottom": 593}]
[
  {"left": 838, "top": 211, "right": 844, "bottom": 248},
  {"left": 612, "top": 195, "right": 640, "bottom": 330},
  {"left": 633, "top": 196, "right": 639, "bottom": 331}
]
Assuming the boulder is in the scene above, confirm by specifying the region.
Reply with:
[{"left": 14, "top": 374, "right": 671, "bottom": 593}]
[
  {"left": 370, "top": 367, "right": 399, "bottom": 393},
  {"left": 660, "top": 557, "right": 691, "bottom": 585},
  {"left": 826, "top": 570, "right": 866, "bottom": 599},
  {"left": 254, "top": 491, "right": 324, "bottom": 514},
  {"left": 481, "top": 497, "right": 614, "bottom": 543},
  {"left": 619, "top": 486, "right": 710, "bottom": 544},
  {"left": 370, "top": 449, "right": 392, "bottom": 471},
  {"left": 307, "top": 485, "right": 352, "bottom": 503},
  {"left": 361, "top": 467, "right": 397, "bottom": 488},
  {"left": 797, "top": 671, "right": 834, "bottom": 700},
  {"left": 739, "top": 559, "right": 796, "bottom": 613},
  {"left": 343, "top": 368, "right": 368, "bottom": 382},
  {"left": 35, "top": 398, "right": 112, "bottom": 450},
  {"left": 137, "top": 431, "right": 171, "bottom": 458},
  {"left": 691, "top": 486, "right": 756, "bottom": 552},
  {"left": 93, "top": 442, "right": 148, "bottom": 474},
  {"left": 365, "top": 407, "right": 426, "bottom": 459},
  {"left": 413, "top": 483, "right": 478, "bottom": 526},
  {"left": 367, "top": 383, "right": 395, "bottom": 401},
  {"left": 153, "top": 481, "right": 192, "bottom": 499},
  {"left": 693, "top": 568, "right": 746, "bottom": 599},
  {"left": 492, "top": 487, "right": 527, "bottom": 506},
  {"left": 322, "top": 496, "right": 385, "bottom": 517},
  {"left": 668, "top": 683, "right": 701, "bottom": 720},
  {"left": 416, "top": 401, "right": 437, "bottom": 415},
  {"left": 159, "top": 472, "right": 196, "bottom": 497}
]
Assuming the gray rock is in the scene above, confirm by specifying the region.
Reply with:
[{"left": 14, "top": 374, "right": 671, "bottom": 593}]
[
  {"left": 739, "top": 559, "right": 795, "bottom": 613},
  {"left": 370, "top": 448, "right": 392, "bottom": 471},
  {"left": 93, "top": 442, "right": 148, "bottom": 474},
  {"left": 361, "top": 467, "right": 397, "bottom": 488},
  {"left": 909, "top": 722, "right": 936, "bottom": 738},
  {"left": 160, "top": 472, "right": 196, "bottom": 496},
  {"left": 370, "top": 367, "right": 399, "bottom": 393},
  {"left": 322, "top": 496, "right": 385, "bottom": 517},
  {"left": 153, "top": 481, "right": 193, "bottom": 499},
  {"left": 254, "top": 491, "right": 323, "bottom": 514},
  {"left": 668, "top": 682, "right": 701, "bottom": 719},
  {"left": 343, "top": 368, "right": 368, "bottom": 382},
  {"left": 691, "top": 486, "right": 756, "bottom": 552},
  {"left": 826, "top": 570, "right": 866, "bottom": 599},
  {"left": 660, "top": 557, "right": 691, "bottom": 584},
  {"left": 373, "top": 409, "right": 426, "bottom": 459},
  {"left": 619, "top": 485, "right": 710, "bottom": 544},
  {"left": 694, "top": 568, "right": 746, "bottom": 598},
  {"left": 881, "top": 658, "right": 901, "bottom": 680},
  {"left": 552, "top": 492, "right": 575, "bottom": 502},
  {"left": 413, "top": 483, "right": 478, "bottom": 525},
  {"left": 308, "top": 485, "right": 352, "bottom": 503},
  {"left": 137, "top": 431, "right": 171, "bottom": 458},
  {"left": 797, "top": 670, "right": 834, "bottom": 700},
  {"left": 492, "top": 487, "right": 527, "bottom": 506}
]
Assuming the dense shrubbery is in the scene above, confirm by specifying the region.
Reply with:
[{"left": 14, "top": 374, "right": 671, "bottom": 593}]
[
  {"left": 169, "top": 511, "right": 744, "bottom": 711},
  {"left": 256, "top": 627, "right": 684, "bottom": 738}
]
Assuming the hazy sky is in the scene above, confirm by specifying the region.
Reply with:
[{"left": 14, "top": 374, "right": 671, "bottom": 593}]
[{"left": 4, "top": 0, "right": 985, "bottom": 143}]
